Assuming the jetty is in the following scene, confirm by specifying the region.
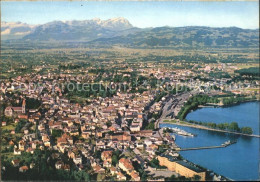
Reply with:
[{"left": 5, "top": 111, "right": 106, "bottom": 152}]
[{"left": 175, "top": 140, "right": 236, "bottom": 151}]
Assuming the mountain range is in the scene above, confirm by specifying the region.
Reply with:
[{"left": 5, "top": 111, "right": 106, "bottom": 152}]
[
  {"left": 1, "top": 21, "right": 36, "bottom": 40},
  {"left": 1, "top": 18, "right": 259, "bottom": 48}
]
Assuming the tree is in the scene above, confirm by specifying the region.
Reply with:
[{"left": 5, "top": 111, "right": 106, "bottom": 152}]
[
  {"left": 112, "top": 155, "right": 119, "bottom": 166},
  {"left": 241, "top": 127, "right": 253, "bottom": 134},
  {"left": 106, "top": 120, "right": 112, "bottom": 127},
  {"left": 229, "top": 122, "right": 240, "bottom": 132},
  {"left": 97, "top": 173, "right": 105, "bottom": 181},
  {"left": 145, "top": 122, "right": 155, "bottom": 130},
  {"left": 26, "top": 98, "right": 41, "bottom": 109},
  {"left": 73, "top": 170, "right": 90, "bottom": 181},
  {"left": 51, "top": 129, "right": 63, "bottom": 138},
  {"left": 141, "top": 172, "right": 148, "bottom": 181},
  {"left": 166, "top": 174, "right": 177, "bottom": 181},
  {"left": 193, "top": 175, "right": 201, "bottom": 181},
  {"left": 15, "top": 120, "right": 26, "bottom": 133}
]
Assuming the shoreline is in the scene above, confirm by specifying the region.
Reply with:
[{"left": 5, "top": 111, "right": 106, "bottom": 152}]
[
  {"left": 159, "top": 100, "right": 259, "bottom": 181},
  {"left": 160, "top": 121, "right": 260, "bottom": 138},
  {"left": 160, "top": 122, "right": 258, "bottom": 181},
  {"left": 199, "top": 99, "right": 259, "bottom": 108},
  {"left": 189, "top": 99, "right": 259, "bottom": 115},
  {"left": 160, "top": 124, "right": 233, "bottom": 181}
]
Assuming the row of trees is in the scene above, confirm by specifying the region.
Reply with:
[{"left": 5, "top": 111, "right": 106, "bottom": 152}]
[
  {"left": 188, "top": 120, "right": 253, "bottom": 134},
  {"left": 222, "top": 96, "right": 256, "bottom": 106}
]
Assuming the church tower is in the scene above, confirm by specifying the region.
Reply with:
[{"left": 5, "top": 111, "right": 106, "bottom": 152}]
[{"left": 22, "top": 99, "right": 26, "bottom": 113}]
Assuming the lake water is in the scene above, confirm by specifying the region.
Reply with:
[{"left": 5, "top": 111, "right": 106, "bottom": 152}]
[
  {"left": 160, "top": 102, "right": 260, "bottom": 181},
  {"left": 186, "top": 101, "right": 260, "bottom": 135}
]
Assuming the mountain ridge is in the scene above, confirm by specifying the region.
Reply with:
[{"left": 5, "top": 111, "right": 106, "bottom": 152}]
[
  {"left": 1, "top": 17, "right": 133, "bottom": 40},
  {"left": 1, "top": 18, "right": 259, "bottom": 48}
]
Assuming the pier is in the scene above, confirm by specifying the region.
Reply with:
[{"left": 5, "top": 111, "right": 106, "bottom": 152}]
[
  {"left": 176, "top": 145, "right": 226, "bottom": 151},
  {"left": 175, "top": 141, "right": 236, "bottom": 151}
]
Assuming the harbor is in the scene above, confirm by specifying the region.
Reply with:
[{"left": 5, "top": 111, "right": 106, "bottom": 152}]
[
  {"left": 163, "top": 127, "right": 196, "bottom": 137},
  {"left": 160, "top": 102, "right": 260, "bottom": 181}
]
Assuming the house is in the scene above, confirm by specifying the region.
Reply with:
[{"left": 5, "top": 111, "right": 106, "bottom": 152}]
[
  {"left": 150, "top": 144, "right": 158, "bottom": 150},
  {"left": 9, "top": 140, "right": 15, "bottom": 145},
  {"left": 73, "top": 155, "right": 82, "bottom": 165},
  {"left": 110, "top": 166, "right": 117, "bottom": 176},
  {"left": 26, "top": 147, "right": 34, "bottom": 154},
  {"left": 24, "top": 129, "right": 29, "bottom": 135},
  {"left": 5, "top": 107, "right": 14, "bottom": 117},
  {"left": 68, "top": 150, "right": 76, "bottom": 159},
  {"left": 57, "top": 133, "right": 73, "bottom": 146},
  {"left": 96, "top": 140, "right": 106, "bottom": 149},
  {"left": 93, "top": 165, "right": 105, "bottom": 173},
  {"left": 137, "top": 130, "right": 153, "bottom": 137},
  {"left": 14, "top": 148, "right": 21, "bottom": 155},
  {"left": 130, "top": 125, "right": 141, "bottom": 132},
  {"left": 2, "top": 121, "right": 6, "bottom": 126},
  {"left": 19, "top": 140, "right": 25, "bottom": 151},
  {"left": 131, "top": 170, "right": 140, "bottom": 181},
  {"left": 11, "top": 159, "right": 20, "bottom": 167},
  {"left": 63, "top": 164, "right": 70, "bottom": 171},
  {"left": 18, "top": 114, "right": 28, "bottom": 120},
  {"left": 111, "top": 132, "right": 131, "bottom": 142},
  {"left": 49, "top": 121, "right": 62, "bottom": 130},
  {"left": 55, "top": 160, "right": 64, "bottom": 169},
  {"left": 136, "top": 143, "right": 144, "bottom": 148},
  {"left": 117, "top": 172, "right": 127, "bottom": 181},
  {"left": 19, "top": 166, "right": 29, "bottom": 173},
  {"left": 30, "top": 162, "right": 35, "bottom": 169},
  {"left": 119, "top": 158, "right": 134, "bottom": 175},
  {"left": 42, "top": 135, "right": 51, "bottom": 147},
  {"left": 103, "top": 160, "right": 112, "bottom": 168},
  {"left": 101, "top": 150, "right": 113, "bottom": 163}
]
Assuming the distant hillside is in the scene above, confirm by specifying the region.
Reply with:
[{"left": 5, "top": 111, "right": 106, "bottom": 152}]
[
  {"left": 1, "top": 18, "right": 259, "bottom": 48},
  {"left": 91, "top": 26, "right": 259, "bottom": 48},
  {"left": 22, "top": 17, "right": 137, "bottom": 41}
]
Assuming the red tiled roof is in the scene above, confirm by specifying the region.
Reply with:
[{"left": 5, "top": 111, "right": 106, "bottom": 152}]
[{"left": 119, "top": 158, "right": 134, "bottom": 171}]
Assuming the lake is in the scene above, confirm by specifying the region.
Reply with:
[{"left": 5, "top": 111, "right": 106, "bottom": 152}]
[
  {"left": 160, "top": 101, "right": 260, "bottom": 180},
  {"left": 186, "top": 101, "right": 260, "bottom": 135}
]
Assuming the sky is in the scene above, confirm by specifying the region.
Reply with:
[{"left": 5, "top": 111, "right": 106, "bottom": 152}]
[{"left": 1, "top": 1, "right": 259, "bottom": 29}]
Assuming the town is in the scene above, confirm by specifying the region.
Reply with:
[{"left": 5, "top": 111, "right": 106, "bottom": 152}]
[
  {"left": 1, "top": 1, "right": 259, "bottom": 180},
  {"left": 0, "top": 46, "right": 259, "bottom": 180}
]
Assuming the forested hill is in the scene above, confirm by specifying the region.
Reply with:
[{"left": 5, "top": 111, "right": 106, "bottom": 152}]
[{"left": 90, "top": 26, "right": 259, "bottom": 48}]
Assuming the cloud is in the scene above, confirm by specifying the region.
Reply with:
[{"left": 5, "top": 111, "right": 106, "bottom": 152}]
[{"left": 1, "top": 28, "right": 11, "bottom": 35}]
